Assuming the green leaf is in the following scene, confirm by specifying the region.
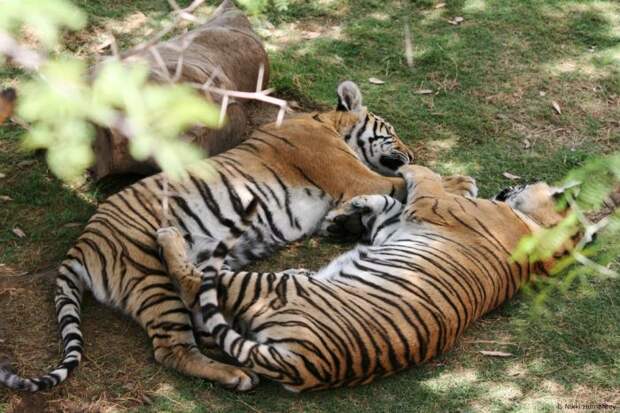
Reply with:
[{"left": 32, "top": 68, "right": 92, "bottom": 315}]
[{"left": 0, "top": 0, "right": 85, "bottom": 48}]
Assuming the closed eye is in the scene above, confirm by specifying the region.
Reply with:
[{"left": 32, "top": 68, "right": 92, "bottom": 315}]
[{"left": 379, "top": 153, "right": 408, "bottom": 170}]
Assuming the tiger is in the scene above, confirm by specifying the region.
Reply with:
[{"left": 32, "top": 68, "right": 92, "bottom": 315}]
[
  {"left": 0, "top": 80, "right": 424, "bottom": 392},
  {"left": 152, "top": 164, "right": 584, "bottom": 392}
]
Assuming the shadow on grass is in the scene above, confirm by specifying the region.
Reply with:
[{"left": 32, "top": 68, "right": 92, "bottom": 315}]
[{"left": 0, "top": 119, "right": 138, "bottom": 271}]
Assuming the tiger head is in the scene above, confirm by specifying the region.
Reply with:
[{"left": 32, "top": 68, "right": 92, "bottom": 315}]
[
  {"left": 494, "top": 182, "right": 574, "bottom": 228},
  {"left": 331, "top": 81, "right": 415, "bottom": 176},
  {"left": 494, "top": 181, "right": 589, "bottom": 273}
]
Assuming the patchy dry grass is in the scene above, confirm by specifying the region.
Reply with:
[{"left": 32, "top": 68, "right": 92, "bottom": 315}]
[{"left": 1, "top": 0, "right": 619, "bottom": 412}]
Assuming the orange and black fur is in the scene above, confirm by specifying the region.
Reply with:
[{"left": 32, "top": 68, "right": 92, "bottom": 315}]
[
  {"left": 156, "top": 165, "right": 580, "bottom": 391},
  {"left": 0, "top": 81, "right": 420, "bottom": 391}
]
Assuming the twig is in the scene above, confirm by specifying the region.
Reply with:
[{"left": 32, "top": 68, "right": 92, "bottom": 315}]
[
  {"left": 233, "top": 396, "right": 263, "bottom": 413},
  {"left": 120, "top": 0, "right": 206, "bottom": 59},
  {"left": 573, "top": 252, "right": 617, "bottom": 278},
  {"left": 463, "top": 339, "right": 515, "bottom": 346},
  {"left": 404, "top": 22, "right": 413, "bottom": 67},
  {"left": 149, "top": 47, "right": 172, "bottom": 81},
  {"left": 202, "top": 65, "right": 223, "bottom": 91},
  {"left": 161, "top": 175, "right": 170, "bottom": 227},
  {"left": 167, "top": 0, "right": 200, "bottom": 22},
  {"left": 202, "top": 86, "right": 285, "bottom": 107},
  {"left": 197, "top": 84, "right": 288, "bottom": 127},
  {"left": 172, "top": 48, "right": 185, "bottom": 82},
  {"left": 169, "top": 32, "right": 196, "bottom": 83},
  {"left": 218, "top": 94, "right": 229, "bottom": 127},
  {"left": 256, "top": 64, "right": 265, "bottom": 93},
  {"left": 120, "top": 23, "right": 179, "bottom": 60}
]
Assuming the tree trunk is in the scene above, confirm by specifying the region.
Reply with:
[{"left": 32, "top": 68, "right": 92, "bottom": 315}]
[{"left": 90, "top": 0, "right": 269, "bottom": 180}]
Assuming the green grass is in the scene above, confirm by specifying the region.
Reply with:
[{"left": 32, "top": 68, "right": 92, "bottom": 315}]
[{"left": 1, "top": 0, "right": 619, "bottom": 411}]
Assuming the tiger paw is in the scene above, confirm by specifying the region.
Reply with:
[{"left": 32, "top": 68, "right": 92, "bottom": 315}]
[
  {"left": 221, "top": 367, "right": 260, "bottom": 392},
  {"left": 320, "top": 197, "right": 372, "bottom": 239},
  {"left": 442, "top": 175, "right": 478, "bottom": 198},
  {"left": 397, "top": 164, "right": 440, "bottom": 182}
]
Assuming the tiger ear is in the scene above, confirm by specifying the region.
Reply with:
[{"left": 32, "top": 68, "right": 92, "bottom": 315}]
[
  {"left": 552, "top": 180, "right": 581, "bottom": 202},
  {"left": 336, "top": 81, "right": 363, "bottom": 112}
]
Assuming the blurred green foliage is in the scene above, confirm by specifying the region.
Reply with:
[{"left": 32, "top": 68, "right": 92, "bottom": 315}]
[
  {"left": 0, "top": 0, "right": 85, "bottom": 48},
  {"left": 515, "top": 153, "right": 619, "bottom": 302},
  {"left": 238, "top": 0, "right": 289, "bottom": 15},
  {"left": 1, "top": 0, "right": 220, "bottom": 181}
]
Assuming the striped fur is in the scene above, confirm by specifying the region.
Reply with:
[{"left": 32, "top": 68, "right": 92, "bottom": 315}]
[
  {"left": 157, "top": 165, "right": 574, "bottom": 391},
  {"left": 0, "top": 81, "right": 415, "bottom": 392}
]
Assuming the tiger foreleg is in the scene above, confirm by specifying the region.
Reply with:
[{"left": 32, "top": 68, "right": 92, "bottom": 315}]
[
  {"left": 442, "top": 175, "right": 478, "bottom": 198},
  {"left": 398, "top": 165, "right": 454, "bottom": 223},
  {"left": 157, "top": 227, "right": 204, "bottom": 309},
  {"left": 321, "top": 195, "right": 400, "bottom": 238},
  {"left": 152, "top": 333, "right": 258, "bottom": 391}
]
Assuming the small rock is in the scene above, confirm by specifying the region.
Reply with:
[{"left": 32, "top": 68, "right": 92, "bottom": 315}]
[
  {"left": 502, "top": 172, "right": 521, "bottom": 181},
  {"left": 12, "top": 227, "right": 26, "bottom": 238},
  {"left": 63, "top": 222, "right": 82, "bottom": 228},
  {"left": 17, "top": 160, "right": 36, "bottom": 168},
  {"left": 479, "top": 350, "right": 513, "bottom": 357}
]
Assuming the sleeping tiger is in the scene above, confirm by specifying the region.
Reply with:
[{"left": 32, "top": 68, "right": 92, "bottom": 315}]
[
  {"left": 153, "top": 164, "right": 583, "bottom": 392},
  {"left": 0, "top": 80, "right": 420, "bottom": 392}
]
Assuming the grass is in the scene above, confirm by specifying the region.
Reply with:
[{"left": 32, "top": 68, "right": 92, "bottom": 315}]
[{"left": 1, "top": 0, "right": 619, "bottom": 411}]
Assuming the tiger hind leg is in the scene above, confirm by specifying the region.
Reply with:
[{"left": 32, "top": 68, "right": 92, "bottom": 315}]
[
  {"left": 151, "top": 328, "right": 258, "bottom": 391},
  {"left": 155, "top": 227, "right": 259, "bottom": 390}
]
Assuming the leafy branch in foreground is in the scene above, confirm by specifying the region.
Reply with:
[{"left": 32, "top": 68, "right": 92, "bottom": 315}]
[
  {"left": 0, "top": 0, "right": 287, "bottom": 182},
  {"left": 19, "top": 58, "right": 220, "bottom": 181},
  {"left": 514, "top": 153, "right": 619, "bottom": 308},
  {"left": 0, "top": 0, "right": 220, "bottom": 181}
]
